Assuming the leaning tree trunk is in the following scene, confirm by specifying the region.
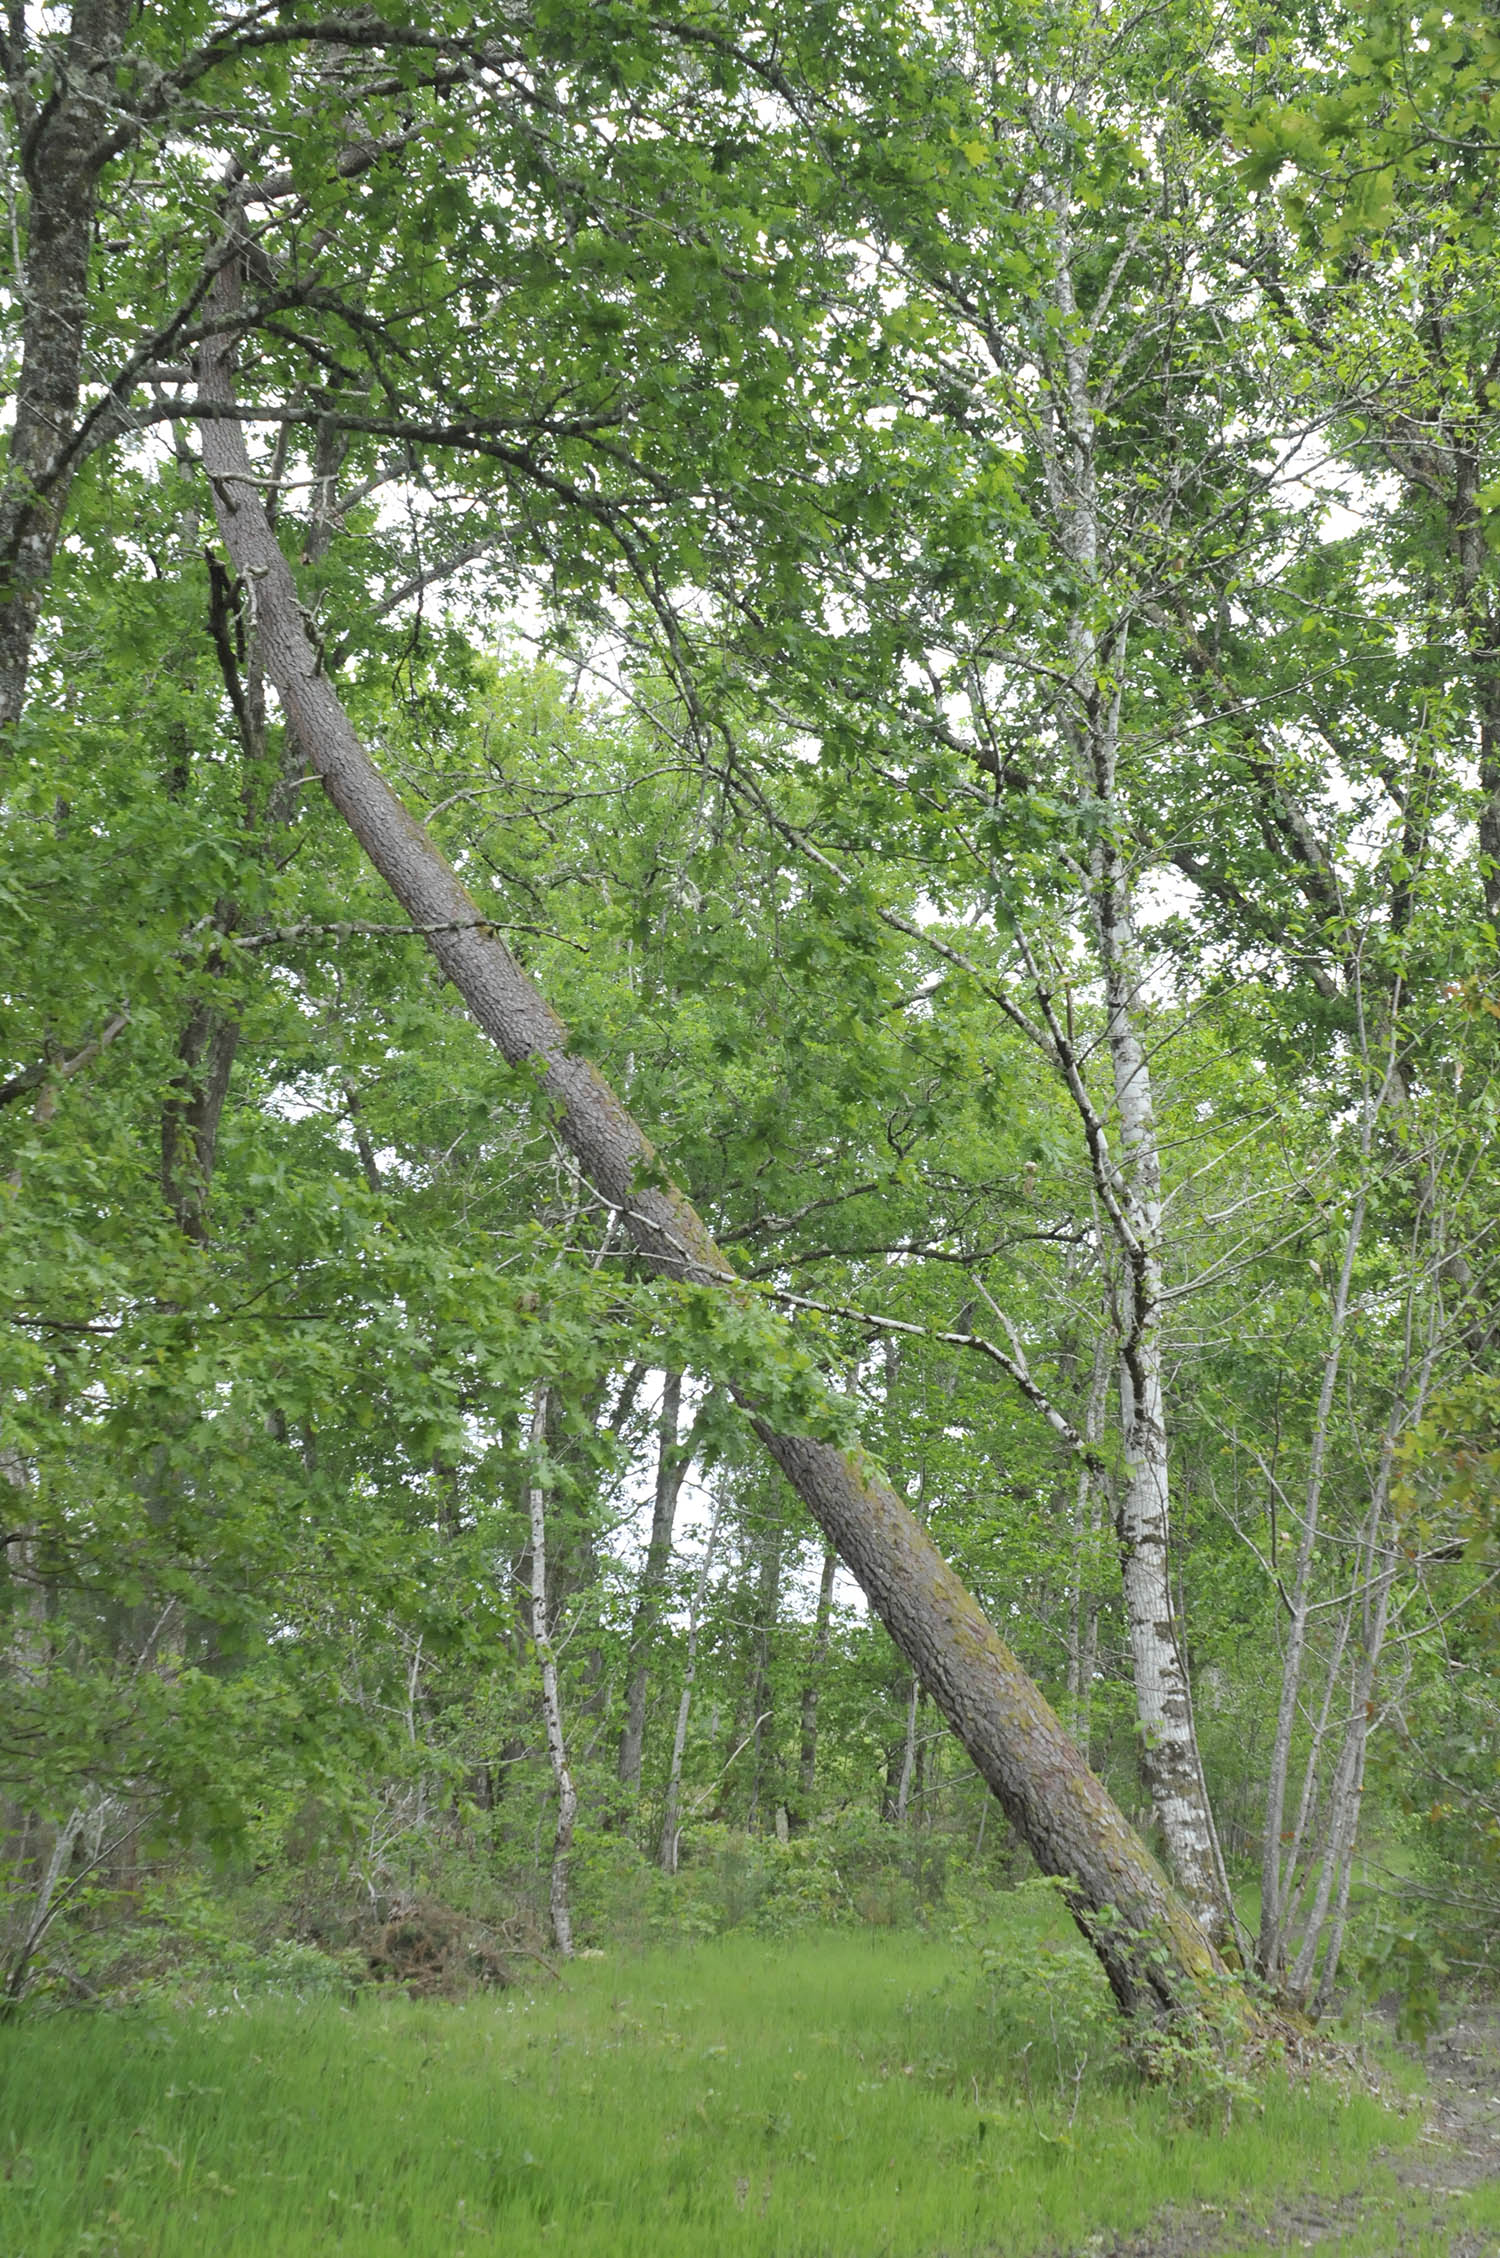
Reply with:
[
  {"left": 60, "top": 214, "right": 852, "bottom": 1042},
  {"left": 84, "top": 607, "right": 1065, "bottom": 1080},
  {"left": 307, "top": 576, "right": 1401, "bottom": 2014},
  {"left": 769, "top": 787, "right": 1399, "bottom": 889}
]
[{"left": 199, "top": 261, "right": 1239, "bottom": 2025}]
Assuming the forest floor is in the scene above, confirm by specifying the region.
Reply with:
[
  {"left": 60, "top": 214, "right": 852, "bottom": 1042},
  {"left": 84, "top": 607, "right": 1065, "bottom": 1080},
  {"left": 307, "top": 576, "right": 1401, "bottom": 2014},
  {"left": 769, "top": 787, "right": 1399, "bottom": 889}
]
[
  {"left": 1096, "top": 2007, "right": 1500, "bottom": 2258},
  {"left": 3, "top": 1921, "right": 1494, "bottom": 2256}
]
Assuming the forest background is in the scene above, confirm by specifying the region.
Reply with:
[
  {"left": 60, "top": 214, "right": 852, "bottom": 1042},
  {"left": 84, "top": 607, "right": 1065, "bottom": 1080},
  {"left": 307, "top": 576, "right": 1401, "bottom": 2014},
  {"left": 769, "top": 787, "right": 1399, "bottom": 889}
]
[{"left": 2, "top": 0, "right": 1500, "bottom": 2041}]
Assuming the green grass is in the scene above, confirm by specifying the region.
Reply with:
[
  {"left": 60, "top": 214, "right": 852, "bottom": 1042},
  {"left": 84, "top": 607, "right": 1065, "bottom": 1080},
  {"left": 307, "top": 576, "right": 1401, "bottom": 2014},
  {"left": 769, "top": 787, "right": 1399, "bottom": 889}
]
[{"left": 0, "top": 1913, "right": 1415, "bottom": 2258}]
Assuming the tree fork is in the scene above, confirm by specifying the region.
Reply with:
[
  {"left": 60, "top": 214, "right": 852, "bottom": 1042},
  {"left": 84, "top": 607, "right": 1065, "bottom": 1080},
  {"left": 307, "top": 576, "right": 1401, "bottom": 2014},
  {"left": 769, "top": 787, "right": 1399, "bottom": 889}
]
[{"left": 197, "top": 259, "right": 1240, "bottom": 2027}]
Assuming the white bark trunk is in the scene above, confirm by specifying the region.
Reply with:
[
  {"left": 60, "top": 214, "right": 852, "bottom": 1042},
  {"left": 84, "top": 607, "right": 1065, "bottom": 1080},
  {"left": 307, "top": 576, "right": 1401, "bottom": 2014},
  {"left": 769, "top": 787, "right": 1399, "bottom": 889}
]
[
  {"left": 1030, "top": 212, "right": 1228, "bottom": 1946},
  {"left": 1098, "top": 886, "right": 1228, "bottom": 1945}
]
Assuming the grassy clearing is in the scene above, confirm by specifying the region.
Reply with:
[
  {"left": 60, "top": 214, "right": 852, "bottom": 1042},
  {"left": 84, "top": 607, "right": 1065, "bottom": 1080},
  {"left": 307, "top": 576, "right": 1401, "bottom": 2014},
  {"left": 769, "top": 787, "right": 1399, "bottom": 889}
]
[{"left": 0, "top": 1907, "right": 1414, "bottom": 2258}]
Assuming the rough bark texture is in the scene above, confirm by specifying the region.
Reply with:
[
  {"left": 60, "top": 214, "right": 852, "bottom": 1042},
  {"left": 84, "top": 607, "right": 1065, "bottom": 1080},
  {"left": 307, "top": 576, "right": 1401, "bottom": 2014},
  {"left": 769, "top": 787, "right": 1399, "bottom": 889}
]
[
  {"left": 198, "top": 258, "right": 1234, "bottom": 2022},
  {"left": 0, "top": 0, "right": 132, "bottom": 731}
]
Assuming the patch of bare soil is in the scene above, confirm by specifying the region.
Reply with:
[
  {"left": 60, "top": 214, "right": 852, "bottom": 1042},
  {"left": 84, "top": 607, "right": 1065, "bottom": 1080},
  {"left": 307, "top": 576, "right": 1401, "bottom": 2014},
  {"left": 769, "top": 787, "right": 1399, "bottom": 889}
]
[{"left": 1074, "top": 2009, "right": 1500, "bottom": 2258}]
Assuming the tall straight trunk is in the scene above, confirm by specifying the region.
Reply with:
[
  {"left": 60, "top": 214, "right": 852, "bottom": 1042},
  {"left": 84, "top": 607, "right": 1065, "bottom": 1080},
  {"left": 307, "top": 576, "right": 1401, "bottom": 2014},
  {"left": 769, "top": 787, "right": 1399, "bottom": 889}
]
[
  {"left": 199, "top": 266, "right": 1236, "bottom": 2023},
  {"left": 525, "top": 1386, "right": 576, "bottom": 1959},
  {"left": 659, "top": 1493, "right": 723, "bottom": 1874},
  {"left": 797, "top": 1545, "right": 838, "bottom": 1812},
  {"left": 1253, "top": 1032, "right": 1418, "bottom": 1992},
  {"left": 1, "top": 1447, "right": 46, "bottom": 1990},
  {"left": 1096, "top": 876, "right": 1229, "bottom": 1947},
  {"left": 894, "top": 1675, "right": 921, "bottom": 1825},
  {"left": 1031, "top": 215, "right": 1228, "bottom": 1949},
  {"left": 745, "top": 1513, "right": 783, "bottom": 1831},
  {"left": 618, "top": 1373, "right": 689, "bottom": 1795}
]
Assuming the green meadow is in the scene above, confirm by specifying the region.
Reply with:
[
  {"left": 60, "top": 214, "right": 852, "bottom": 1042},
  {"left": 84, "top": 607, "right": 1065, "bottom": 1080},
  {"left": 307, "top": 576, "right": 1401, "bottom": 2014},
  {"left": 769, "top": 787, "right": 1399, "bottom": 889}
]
[{"left": 0, "top": 1917, "right": 1417, "bottom": 2258}]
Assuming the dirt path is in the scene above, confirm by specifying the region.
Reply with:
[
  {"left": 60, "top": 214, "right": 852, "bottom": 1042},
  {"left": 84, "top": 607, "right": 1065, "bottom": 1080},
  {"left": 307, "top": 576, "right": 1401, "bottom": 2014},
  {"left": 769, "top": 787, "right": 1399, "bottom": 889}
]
[{"left": 1081, "top": 2011, "right": 1500, "bottom": 2258}]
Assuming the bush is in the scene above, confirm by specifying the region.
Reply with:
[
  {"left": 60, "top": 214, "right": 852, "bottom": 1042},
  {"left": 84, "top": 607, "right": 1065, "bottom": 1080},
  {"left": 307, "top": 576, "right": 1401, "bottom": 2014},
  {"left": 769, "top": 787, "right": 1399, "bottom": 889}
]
[{"left": 366, "top": 1901, "right": 512, "bottom": 1997}]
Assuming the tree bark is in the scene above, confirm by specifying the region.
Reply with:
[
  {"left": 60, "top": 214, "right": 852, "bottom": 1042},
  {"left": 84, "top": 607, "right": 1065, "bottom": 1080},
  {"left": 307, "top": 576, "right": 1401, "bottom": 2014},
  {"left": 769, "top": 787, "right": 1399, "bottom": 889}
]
[
  {"left": 161, "top": 995, "right": 242, "bottom": 1242},
  {"left": 198, "top": 259, "right": 1237, "bottom": 2023},
  {"left": 0, "top": 0, "right": 133, "bottom": 732}
]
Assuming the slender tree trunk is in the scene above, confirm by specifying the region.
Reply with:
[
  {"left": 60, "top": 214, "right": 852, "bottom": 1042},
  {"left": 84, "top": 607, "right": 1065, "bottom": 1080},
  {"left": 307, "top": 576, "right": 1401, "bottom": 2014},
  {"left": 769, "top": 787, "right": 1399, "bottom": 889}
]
[
  {"left": 525, "top": 1386, "right": 576, "bottom": 1959},
  {"left": 1286, "top": 1472, "right": 1401, "bottom": 2007},
  {"left": 199, "top": 273, "right": 1238, "bottom": 2022},
  {"left": 1, "top": 1446, "right": 46, "bottom": 1985},
  {"left": 618, "top": 1373, "right": 689, "bottom": 1796},
  {"left": 746, "top": 1513, "right": 783, "bottom": 1831},
  {"left": 659, "top": 1493, "right": 723, "bottom": 1874},
  {"left": 894, "top": 1675, "right": 920, "bottom": 1825},
  {"left": 797, "top": 1545, "right": 838, "bottom": 1813},
  {"left": 2, "top": 1801, "right": 86, "bottom": 2008},
  {"left": 1256, "top": 1183, "right": 1368, "bottom": 1983}
]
